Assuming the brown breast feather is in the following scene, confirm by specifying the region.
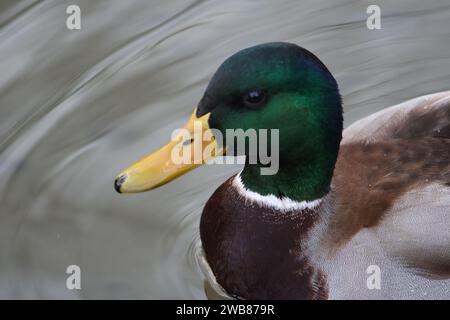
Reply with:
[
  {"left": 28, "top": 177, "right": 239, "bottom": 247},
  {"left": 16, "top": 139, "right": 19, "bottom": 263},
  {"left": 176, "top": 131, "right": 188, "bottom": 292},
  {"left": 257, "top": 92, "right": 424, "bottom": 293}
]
[{"left": 200, "top": 177, "right": 329, "bottom": 300}]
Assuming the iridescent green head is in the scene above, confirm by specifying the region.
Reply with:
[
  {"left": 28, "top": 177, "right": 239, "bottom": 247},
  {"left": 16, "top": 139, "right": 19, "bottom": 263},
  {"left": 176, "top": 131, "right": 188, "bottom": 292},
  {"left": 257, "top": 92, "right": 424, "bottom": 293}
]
[
  {"left": 197, "top": 42, "right": 343, "bottom": 201},
  {"left": 116, "top": 42, "right": 342, "bottom": 201}
]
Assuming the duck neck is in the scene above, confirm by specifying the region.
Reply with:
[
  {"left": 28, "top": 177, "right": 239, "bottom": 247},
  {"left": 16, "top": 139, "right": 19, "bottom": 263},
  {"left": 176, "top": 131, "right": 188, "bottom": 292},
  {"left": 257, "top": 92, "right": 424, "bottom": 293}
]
[{"left": 240, "top": 151, "right": 336, "bottom": 202}]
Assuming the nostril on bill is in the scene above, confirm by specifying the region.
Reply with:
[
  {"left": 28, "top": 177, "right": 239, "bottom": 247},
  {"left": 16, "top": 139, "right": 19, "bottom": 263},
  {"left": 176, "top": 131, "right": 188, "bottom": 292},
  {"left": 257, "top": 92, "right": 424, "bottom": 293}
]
[
  {"left": 114, "top": 175, "right": 127, "bottom": 193},
  {"left": 183, "top": 138, "right": 194, "bottom": 146}
]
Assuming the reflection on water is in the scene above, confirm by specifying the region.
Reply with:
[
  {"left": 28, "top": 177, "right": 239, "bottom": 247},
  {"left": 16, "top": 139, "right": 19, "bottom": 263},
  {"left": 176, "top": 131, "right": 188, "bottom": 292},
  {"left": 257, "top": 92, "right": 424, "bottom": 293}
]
[{"left": 0, "top": 0, "right": 449, "bottom": 298}]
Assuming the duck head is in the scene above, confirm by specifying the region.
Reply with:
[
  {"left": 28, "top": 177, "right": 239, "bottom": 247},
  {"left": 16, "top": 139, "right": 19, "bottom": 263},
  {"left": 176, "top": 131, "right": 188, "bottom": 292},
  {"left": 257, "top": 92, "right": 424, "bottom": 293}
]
[{"left": 115, "top": 42, "right": 343, "bottom": 202}]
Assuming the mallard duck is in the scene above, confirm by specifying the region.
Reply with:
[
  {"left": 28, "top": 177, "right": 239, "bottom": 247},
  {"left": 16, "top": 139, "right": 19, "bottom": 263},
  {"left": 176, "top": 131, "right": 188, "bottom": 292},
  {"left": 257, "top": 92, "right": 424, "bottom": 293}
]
[{"left": 114, "top": 42, "right": 450, "bottom": 299}]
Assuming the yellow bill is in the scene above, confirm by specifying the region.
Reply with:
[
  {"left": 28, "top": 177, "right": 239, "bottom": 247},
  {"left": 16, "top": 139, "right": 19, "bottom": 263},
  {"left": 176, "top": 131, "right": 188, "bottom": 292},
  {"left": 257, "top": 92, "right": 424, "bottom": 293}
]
[{"left": 114, "top": 109, "right": 224, "bottom": 193}]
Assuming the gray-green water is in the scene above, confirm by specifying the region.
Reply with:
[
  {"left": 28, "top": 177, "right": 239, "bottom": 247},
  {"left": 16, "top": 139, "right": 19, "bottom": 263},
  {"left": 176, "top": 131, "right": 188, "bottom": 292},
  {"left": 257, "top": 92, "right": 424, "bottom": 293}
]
[{"left": 0, "top": 0, "right": 449, "bottom": 298}]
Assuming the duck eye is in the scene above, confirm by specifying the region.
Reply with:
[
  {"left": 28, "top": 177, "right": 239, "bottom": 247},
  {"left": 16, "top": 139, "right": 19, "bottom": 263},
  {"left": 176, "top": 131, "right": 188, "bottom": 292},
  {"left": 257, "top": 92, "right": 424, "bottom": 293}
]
[{"left": 243, "top": 90, "right": 267, "bottom": 108}]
